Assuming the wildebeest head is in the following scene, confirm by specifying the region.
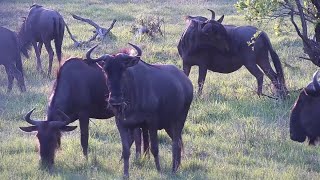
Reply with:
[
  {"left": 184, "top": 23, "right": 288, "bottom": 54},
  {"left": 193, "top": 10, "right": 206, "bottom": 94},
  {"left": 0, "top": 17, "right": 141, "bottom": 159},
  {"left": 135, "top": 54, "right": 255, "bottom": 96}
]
[
  {"left": 86, "top": 44, "right": 141, "bottom": 107},
  {"left": 19, "top": 109, "right": 77, "bottom": 168},
  {"left": 17, "top": 17, "right": 32, "bottom": 58},
  {"left": 290, "top": 71, "right": 320, "bottom": 143},
  {"left": 195, "top": 14, "right": 229, "bottom": 52}
]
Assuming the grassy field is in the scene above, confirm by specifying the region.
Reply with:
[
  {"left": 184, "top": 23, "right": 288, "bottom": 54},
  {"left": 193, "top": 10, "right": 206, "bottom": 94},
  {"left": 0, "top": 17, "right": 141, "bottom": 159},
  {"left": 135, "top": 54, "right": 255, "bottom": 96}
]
[{"left": 1, "top": 0, "right": 320, "bottom": 179}]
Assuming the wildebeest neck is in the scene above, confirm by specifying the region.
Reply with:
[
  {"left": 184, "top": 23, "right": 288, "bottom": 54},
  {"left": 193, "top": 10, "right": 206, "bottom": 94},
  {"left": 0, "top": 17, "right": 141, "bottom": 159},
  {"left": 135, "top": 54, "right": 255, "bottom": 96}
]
[{"left": 17, "top": 21, "right": 32, "bottom": 57}]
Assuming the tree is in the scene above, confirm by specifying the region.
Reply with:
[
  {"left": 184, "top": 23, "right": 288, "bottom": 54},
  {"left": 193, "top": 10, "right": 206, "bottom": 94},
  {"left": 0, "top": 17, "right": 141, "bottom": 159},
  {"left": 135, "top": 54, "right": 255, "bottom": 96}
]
[{"left": 236, "top": 0, "right": 320, "bottom": 66}]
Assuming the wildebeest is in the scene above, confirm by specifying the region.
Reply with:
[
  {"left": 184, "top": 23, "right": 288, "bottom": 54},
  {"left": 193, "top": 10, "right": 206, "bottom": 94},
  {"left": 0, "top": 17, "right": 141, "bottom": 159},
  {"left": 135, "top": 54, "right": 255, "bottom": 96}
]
[
  {"left": 0, "top": 27, "right": 28, "bottom": 92},
  {"left": 178, "top": 9, "right": 287, "bottom": 97},
  {"left": 87, "top": 43, "right": 193, "bottom": 177},
  {"left": 20, "top": 55, "right": 148, "bottom": 168},
  {"left": 18, "top": 4, "right": 72, "bottom": 76},
  {"left": 290, "top": 71, "right": 320, "bottom": 145}
]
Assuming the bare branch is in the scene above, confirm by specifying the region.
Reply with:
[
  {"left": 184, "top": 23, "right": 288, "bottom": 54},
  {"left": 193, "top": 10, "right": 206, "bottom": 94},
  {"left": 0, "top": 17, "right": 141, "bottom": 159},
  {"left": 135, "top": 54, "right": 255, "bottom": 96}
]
[
  {"left": 71, "top": 14, "right": 101, "bottom": 29},
  {"left": 68, "top": 14, "right": 117, "bottom": 47}
]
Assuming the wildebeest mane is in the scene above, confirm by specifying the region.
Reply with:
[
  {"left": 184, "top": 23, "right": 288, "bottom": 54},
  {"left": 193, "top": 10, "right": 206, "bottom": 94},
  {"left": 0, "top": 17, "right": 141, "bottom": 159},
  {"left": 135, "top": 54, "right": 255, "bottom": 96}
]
[{"left": 49, "top": 58, "right": 80, "bottom": 104}]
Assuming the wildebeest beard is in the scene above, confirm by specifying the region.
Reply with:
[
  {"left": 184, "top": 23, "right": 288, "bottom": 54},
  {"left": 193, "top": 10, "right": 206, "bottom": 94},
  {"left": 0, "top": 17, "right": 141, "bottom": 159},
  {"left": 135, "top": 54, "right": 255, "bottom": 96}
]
[{"left": 37, "top": 129, "right": 61, "bottom": 168}]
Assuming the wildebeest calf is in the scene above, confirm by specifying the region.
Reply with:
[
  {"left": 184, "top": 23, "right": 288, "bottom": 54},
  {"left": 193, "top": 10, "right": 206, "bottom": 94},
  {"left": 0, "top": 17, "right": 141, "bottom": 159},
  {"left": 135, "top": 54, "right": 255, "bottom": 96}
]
[
  {"left": 0, "top": 27, "right": 28, "bottom": 92},
  {"left": 88, "top": 43, "right": 193, "bottom": 177},
  {"left": 290, "top": 71, "right": 320, "bottom": 145}
]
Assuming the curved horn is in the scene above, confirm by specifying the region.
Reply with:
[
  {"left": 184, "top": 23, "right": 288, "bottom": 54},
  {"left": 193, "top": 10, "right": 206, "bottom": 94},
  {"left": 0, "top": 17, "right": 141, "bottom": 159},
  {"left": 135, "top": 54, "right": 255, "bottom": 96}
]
[
  {"left": 86, "top": 45, "right": 99, "bottom": 61},
  {"left": 313, "top": 70, "right": 320, "bottom": 91},
  {"left": 128, "top": 43, "right": 142, "bottom": 58},
  {"left": 24, "top": 108, "right": 42, "bottom": 126},
  {"left": 207, "top": 9, "right": 215, "bottom": 20}
]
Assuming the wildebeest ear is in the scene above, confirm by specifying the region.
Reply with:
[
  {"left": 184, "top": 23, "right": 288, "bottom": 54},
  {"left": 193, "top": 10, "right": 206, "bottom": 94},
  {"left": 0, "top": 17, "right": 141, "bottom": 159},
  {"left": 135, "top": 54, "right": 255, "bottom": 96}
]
[
  {"left": 124, "top": 58, "right": 140, "bottom": 68},
  {"left": 217, "top": 15, "right": 224, "bottom": 23},
  {"left": 19, "top": 126, "right": 37, "bottom": 132},
  {"left": 60, "top": 125, "right": 77, "bottom": 132}
]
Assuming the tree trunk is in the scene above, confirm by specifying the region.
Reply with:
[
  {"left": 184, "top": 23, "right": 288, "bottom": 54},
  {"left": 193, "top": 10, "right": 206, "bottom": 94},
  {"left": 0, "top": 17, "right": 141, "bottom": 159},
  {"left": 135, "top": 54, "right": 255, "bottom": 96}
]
[{"left": 311, "top": 0, "right": 320, "bottom": 43}]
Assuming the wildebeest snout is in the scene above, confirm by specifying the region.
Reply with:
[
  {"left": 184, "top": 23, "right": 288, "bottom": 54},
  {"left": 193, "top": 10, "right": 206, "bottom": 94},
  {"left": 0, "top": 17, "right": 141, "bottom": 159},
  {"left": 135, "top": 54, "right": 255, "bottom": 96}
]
[{"left": 290, "top": 132, "right": 306, "bottom": 143}]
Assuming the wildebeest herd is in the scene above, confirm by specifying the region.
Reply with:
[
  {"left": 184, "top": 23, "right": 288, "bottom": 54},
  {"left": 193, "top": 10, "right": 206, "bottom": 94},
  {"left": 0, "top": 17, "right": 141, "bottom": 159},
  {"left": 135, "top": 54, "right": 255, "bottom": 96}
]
[{"left": 0, "top": 4, "right": 319, "bottom": 178}]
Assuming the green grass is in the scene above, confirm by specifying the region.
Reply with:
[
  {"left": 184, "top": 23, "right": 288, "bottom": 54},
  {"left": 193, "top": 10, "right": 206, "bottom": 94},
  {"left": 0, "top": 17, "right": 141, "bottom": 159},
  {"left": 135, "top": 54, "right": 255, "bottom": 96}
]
[{"left": 1, "top": 0, "right": 320, "bottom": 179}]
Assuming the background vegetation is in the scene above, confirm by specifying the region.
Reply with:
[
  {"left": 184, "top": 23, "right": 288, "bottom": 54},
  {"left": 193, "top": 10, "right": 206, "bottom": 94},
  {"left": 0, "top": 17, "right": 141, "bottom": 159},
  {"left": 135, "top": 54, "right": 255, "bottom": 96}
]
[{"left": 0, "top": 0, "right": 319, "bottom": 179}]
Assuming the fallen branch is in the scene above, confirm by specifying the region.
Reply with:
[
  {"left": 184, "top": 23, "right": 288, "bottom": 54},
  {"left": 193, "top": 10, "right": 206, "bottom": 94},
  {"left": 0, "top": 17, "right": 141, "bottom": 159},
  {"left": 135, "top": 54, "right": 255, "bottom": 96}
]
[{"left": 68, "top": 14, "right": 117, "bottom": 47}]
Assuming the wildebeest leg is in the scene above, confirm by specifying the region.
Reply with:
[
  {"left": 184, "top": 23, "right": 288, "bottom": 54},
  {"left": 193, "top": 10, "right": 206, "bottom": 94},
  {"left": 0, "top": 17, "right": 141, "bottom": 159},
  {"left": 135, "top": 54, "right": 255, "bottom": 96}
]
[
  {"left": 5, "top": 64, "right": 26, "bottom": 92},
  {"left": 44, "top": 41, "right": 54, "bottom": 77},
  {"left": 133, "top": 128, "right": 142, "bottom": 159},
  {"left": 4, "top": 65, "right": 14, "bottom": 92},
  {"left": 183, "top": 63, "right": 191, "bottom": 76},
  {"left": 142, "top": 127, "right": 150, "bottom": 155},
  {"left": 198, "top": 65, "right": 207, "bottom": 95},
  {"left": 79, "top": 112, "right": 89, "bottom": 157},
  {"left": 116, "top": 118, "right": 130, "bottom": 178},
  {"left": 32, "top": 41, "right": 43, "bottom": 73},
  {"left": 171, "top": 126, "right": 183, "bottom": 173},
  {"left": 150, "top": 128, "right": 161, "bottom": 171},
  {"left": 258, "top": 61, "right": 283, "bottom": 95},
  {"left": 244, "top": 64, "right": 264, "bottom": 96},
  {"left": 38, "top": 42, "right": 43, "bottom": 56},
  {"left": 309, "top": 136, "right": 317, "bottom": 146}
]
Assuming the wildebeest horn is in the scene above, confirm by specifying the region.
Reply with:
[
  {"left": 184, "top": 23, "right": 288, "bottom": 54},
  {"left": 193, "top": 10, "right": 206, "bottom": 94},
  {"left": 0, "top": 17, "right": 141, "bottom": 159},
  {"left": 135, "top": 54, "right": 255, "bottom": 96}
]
[
  {"left": 86, "top": 45, "right": 99, "bottom": 61},
  {"left": 217, "top": 15, "right": 225, "bottom": 23},
  {"left": 207, "top": 9, "right": 215, "bottom": 20},
  {"left": 24, "top": 108, "right": 42, "bottom": 126},
  {"left": 313, "top": 70, "right": 320, "bottom": 92},
  {"left": 128, "top": 43, "right": 142, "bottom": 58}
]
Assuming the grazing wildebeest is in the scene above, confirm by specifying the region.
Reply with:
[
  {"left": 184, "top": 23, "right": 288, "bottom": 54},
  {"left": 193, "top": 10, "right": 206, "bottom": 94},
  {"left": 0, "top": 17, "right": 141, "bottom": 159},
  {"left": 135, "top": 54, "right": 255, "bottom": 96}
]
[
  {"left": 18, "top": 4, "right": 72, "bottom": 76},
  {"left": 290, "top": 71, "right": 320, "bottom": 145},
  {"left": 20, "top": 55, "right": 149, "bottom": 168},
  {"left": 0, "top": 27, "right": 28, "bottom": 92},
  {"left": 87, "top": 43, "right": 193, "bottom": 177},
  {"left": 178, "top": 9, "right": 287, "bottom": 97}
]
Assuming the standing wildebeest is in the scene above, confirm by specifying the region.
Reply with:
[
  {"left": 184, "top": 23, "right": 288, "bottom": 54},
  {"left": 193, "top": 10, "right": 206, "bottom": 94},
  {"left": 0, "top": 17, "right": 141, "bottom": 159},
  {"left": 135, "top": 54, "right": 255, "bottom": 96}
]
[
  {"left": 88, "top": 43, "right": 193, "bottom": 177},
  {"left": 290, "top": 71, "right": 320, "bottom": 145},
  {"left": 0, "top": 27, "right": 28, "bottom": 92},
  {"left": 20, "top": 54, "right": 148, "bottom": 168},
  {"left": 18, "top": 4, "right": 71, "bottom": 76},
  {"left": 178, "top": 9, "right": 287, "bottom": 97}
]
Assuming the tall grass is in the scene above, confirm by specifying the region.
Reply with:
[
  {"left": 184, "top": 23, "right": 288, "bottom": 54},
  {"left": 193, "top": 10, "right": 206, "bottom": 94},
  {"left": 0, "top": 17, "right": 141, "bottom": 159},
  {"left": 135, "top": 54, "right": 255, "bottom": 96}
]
[{"left": 0, "top": 0, "right": 319, "bottom": 179}]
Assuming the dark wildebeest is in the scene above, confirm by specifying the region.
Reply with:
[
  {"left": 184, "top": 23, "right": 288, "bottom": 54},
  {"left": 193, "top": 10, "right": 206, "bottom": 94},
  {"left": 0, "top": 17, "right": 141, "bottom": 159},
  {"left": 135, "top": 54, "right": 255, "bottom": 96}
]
[
  {"left": 87, "top": 43, "right": 193, "bottom": 177},
  {"left": 290, "top": 71, "right": 320, "bottom": 145},
  {"left": 18, "top": 4, "right": 72, "bottom": 76},
  {"left": 178, "top": 9, "right": 287, "bottom": 97},
  {"left": 0, "top": 27, "right": 28, "bottom": 92},
  {"left": 20, "top": 55, "right": 148, "bottom": 168}
]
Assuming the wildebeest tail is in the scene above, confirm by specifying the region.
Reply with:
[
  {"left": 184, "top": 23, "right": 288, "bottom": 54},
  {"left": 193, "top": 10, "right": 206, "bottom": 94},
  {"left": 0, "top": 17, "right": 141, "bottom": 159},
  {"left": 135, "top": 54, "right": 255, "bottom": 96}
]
[
  {"left": 13, "top": 35, "right": 25, "bottom": 76},
  {"left": 64, "top": 22, "right": 74, "bottom": 42},
  {"left": 261, "top": 32, "right": 286, "bottom": 88},
  {"left": 54, "top": 17, "right": 64, "bottom": 62},
  {"left": 15, "top": 50, "right": 24, "bottom": 77}
]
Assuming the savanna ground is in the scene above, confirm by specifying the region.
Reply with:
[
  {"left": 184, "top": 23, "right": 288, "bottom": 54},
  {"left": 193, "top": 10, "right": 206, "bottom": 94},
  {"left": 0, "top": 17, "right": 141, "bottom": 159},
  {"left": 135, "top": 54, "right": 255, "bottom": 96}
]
[{"left": 0, "top": 0, "right": 319, "bottom": 179}]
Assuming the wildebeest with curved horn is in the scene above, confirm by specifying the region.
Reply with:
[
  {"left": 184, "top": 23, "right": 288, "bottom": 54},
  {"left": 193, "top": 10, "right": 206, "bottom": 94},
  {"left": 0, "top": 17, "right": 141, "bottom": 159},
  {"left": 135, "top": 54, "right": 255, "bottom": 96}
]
[
  {"left": 88, "top": 43, "right": 193, "bottom": 177},
  {"left": 290, "top": 71, "right": 320, "bottom": 145},
  {"left": 18, "top": 4, "right": 72, "bottom": 76},
  {"left": 178, "top": 9, "right": 288, "bottom": 98},
  {"left": 0, "top": 27, "right": 28, "bottom": 92},
  {"left": 19, "top": 49, "right": 149, "bottom": 169}
]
